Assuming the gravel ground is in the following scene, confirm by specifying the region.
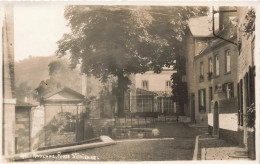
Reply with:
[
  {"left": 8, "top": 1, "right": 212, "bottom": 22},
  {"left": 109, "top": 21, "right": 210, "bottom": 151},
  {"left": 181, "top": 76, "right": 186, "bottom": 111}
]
[{"left": 24, "top": 123, "right": 204, "bottom": 161}]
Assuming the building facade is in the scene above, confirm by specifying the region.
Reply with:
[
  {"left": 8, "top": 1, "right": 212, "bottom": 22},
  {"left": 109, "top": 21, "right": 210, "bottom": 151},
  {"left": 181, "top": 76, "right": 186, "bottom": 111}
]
[
  {"left": 1, "top": 5, "right": 16, "bottom": 156},
  {"left": 185, "top": 7, "right": 255, "bottom": 159},
  {"left": 128, "top": 68, "right": 177, "bottom": 115}
]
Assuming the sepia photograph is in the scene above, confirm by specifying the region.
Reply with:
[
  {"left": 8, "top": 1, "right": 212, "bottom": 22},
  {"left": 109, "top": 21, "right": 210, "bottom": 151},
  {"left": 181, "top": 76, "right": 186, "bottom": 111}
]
[{"left": 1, "top": 1, "right": 258, "bottom": 162}]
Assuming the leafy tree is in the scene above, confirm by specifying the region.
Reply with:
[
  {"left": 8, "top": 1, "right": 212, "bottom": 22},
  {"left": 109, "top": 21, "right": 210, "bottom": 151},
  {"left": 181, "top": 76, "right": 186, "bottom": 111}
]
[
  {"left": 242, "top": 8, "right": 255, "bottom": 39},
  {"left": 56, "top": 6, "right": 208, "bottom": 117}
]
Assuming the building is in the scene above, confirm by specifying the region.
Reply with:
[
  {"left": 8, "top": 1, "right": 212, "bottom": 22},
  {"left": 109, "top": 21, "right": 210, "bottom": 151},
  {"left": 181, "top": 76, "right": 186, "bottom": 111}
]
[
  {"left": 1, "top": 5, "right": 16, "bottom": 156},
  {"left": 235, "top": 7, "right": 255, "bottom": 159},
  {"left": 41, "top": 87, "right": 86, "bottom": 146},
  {"left": 185, "top": 6, "right": 255, "bottom": 159},
  {"left": 185, "top": 15, "right": 219, "bottom": 124},
  {"left": 128, "top": 68, "right": 177, "bottom": 115}
]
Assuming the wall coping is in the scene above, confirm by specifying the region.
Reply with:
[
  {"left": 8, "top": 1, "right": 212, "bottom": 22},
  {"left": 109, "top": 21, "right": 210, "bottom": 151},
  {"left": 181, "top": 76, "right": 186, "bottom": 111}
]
[{"left": 3, "top": 98, "right": 16, "bottom": 104}]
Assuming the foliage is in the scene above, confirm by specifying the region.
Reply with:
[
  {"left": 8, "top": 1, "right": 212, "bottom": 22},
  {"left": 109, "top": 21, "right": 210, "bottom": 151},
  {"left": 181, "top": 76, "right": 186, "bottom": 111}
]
[
  {"left": 45, "top": 112, "right": 76, "bottom": 134},
  {"left": 56, "top": 6, "right": 209, "bottom": 116},
  {"left": 247, "top": 103, "right": 255, "bottom": 129},
  {"left": 243, "top": 8, "right": 255, "bottom": 39},
  {"left": 33, "top": 58, "right": 82, "bottom": 101}
]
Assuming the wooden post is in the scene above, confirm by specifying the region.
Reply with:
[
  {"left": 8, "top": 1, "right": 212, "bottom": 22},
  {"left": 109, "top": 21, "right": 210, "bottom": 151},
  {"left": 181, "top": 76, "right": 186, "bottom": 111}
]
[
  {"left": 138, "top": 117, "right": 139, "bottom": 128},
  {"left": 131, "top": 115, "right": 132, "bottom": 127},
  {"left": 145, "top": 117, "right": 147, "bottom": 128},
  {"left": 76, "top": 105, "right": 78, "bottom": 142}
]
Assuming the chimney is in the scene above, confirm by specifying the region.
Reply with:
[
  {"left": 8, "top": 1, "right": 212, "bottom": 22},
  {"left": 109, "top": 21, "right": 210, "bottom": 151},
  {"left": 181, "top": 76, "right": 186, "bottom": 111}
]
[
  {"left": 24, "top": 96, "right": 28, "bottom": 103},
  {"left": 219, "top": 6, "right": 237, "bottom": 30},
  {"left": 81, "top": 74, "right": 87, "bottom": 96}
]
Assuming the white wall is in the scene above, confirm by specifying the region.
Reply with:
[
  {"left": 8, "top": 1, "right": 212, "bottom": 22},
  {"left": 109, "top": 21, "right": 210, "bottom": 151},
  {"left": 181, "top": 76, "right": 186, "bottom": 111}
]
[
  {"left": 135, "top": 70, "right": 176, "bottom": 92},
  {"left": 208, "top": 113, "right": 238, "bottom": 131}
]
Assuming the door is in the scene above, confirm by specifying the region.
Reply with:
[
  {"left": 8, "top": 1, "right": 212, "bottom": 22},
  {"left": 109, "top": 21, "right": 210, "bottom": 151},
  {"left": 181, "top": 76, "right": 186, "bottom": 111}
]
[
  {"left": 191, "top": 94, "right": 195, "bottom": 121},
  {"left": 213, "top": 101, "right": 219, "bottom": 136}
]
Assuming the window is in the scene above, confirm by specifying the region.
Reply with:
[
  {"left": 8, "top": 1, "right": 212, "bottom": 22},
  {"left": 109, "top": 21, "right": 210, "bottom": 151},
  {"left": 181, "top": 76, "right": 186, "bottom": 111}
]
[
  {"left": 142, "top": 80, "right": 149, "bottom": 90},
  {"left": 208, "top": 58, "right": 213, "bottom": 73},
  {"left": 209, "top": 87, "right": 213, "bottom": 101},
  {"left": 215, "top": 55, "right": 219, "bottom": 76},
  {"left": 166, "top": 80, "right": 171, "bottom": 90},
  {"left": 200, "top": 62, "right": 204, "bottom": 76},
  {"left": 198, "top": 89, "right": 206, "bottom": 112},
  {"left": 223, "top": 82, "right": 234, "bottom": 99},
  {"left": 225, "top": 50, "right": 231, "bottom": 73}
]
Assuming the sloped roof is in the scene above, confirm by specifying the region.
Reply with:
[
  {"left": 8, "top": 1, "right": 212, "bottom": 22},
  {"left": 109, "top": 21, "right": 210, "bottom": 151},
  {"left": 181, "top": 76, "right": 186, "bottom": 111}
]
[
  {"left": 188, "top": 16, "right": 219, "bottom": 37},
  {"left": 136, "top": 88, "right": 157, "bottom": 96},
  {"left": 153, "top": 91, "right": 172, "bottom": 97},
  {"left": 43, "top": 87, "right": 85, "bottom": 100}
]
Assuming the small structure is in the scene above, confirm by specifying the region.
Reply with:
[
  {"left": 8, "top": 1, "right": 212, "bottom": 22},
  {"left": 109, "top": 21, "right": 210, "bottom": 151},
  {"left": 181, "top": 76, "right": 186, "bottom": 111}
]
[
  {"left": 15, "top": 100, "right": 37, "bottom": 154},
  {"left": 41, "top": 87, "right": 86, "bottom": 147}
]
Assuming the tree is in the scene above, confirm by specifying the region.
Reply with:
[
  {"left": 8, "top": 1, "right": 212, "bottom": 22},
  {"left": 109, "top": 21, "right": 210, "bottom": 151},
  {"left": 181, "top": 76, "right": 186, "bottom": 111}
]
[{"left": 56, "top": 6, "right": 208, "bottom": 117}]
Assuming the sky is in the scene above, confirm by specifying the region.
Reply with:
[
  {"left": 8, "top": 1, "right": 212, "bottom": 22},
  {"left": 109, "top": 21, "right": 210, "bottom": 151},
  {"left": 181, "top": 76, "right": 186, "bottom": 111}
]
[{"left": 14, "top": 4, "right": 69, "bottom": 62}]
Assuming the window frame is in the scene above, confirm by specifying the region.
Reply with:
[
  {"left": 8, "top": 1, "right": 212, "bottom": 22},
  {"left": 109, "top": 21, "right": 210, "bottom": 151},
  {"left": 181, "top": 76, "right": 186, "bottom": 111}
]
[
  {"left": 198, "top": 89, "right": 206, "bottom": 112},
  {"left": 142, "top": 80, "right": 149, "bottom": 90},
  {"left": 214, "top": 54, "right": 220, "bottom": 76},
  {"left": 165, "top": 80, "right": 171, "bottom": 90},
  {"left": 208, "top": 57, "right": 213, "bottom": 73},
  {"left": 225, "top": 50, "right": 231, "bottom": 73}
]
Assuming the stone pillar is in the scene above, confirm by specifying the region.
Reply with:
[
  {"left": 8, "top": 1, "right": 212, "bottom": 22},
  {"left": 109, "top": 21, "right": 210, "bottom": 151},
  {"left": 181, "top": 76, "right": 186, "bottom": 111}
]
[
  {"left": 2, "top": 5, "right": 16, "bottom": 156},
  {"left": 30, "top": 106, "right": 45, "bottom": 151}
]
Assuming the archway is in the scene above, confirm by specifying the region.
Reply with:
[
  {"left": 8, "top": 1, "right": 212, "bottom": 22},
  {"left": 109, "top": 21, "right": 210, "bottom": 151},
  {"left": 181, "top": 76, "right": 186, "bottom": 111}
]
[{"left": 213, "top": 101, "right": 219, "bottom": 136}]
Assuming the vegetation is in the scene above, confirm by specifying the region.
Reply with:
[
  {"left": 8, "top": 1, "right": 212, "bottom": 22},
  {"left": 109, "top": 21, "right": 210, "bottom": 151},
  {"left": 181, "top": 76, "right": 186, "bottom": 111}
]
[
  {"left": 243, "top": 8, "right": 255, "bottom": 39},
  {"left": 33, "top": 58, "right": 82, "bottom": 101},
  {"left": 57, "top": 6, "right": 208, "bottom": 116}
]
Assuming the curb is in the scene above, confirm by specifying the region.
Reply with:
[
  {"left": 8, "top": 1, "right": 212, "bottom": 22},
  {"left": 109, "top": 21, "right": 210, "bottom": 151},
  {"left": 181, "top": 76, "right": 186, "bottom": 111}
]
[
  {"left": 193, "top": 135, "right": 200, "bottom": 160},
  {"left": 4, "top": 136, "right": 116, "bottom": 161}
]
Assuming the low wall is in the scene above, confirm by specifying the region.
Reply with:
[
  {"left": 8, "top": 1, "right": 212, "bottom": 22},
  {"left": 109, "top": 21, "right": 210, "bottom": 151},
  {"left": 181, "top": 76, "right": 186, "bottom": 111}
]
[
  {"left": 208, "top": 113, "right": 238, "bottom": 131},
  {"left": 208, "top": 125, "right": 255, "bottom": 160},
  {"left": 84, "top": 119, "right": 115, "bottom": 139}
]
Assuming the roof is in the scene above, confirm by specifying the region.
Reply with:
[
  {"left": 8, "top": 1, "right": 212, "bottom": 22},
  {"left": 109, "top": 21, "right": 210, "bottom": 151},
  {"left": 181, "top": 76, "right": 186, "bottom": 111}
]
[
  {"left": 136, "top": 88, "right": 157, "bottom": 96},
  {"left": 136, "top": 88, "right": 172, "bottom": 97},
  {"left": 188, "top": 16, "right": 219, "bottom": 38},
  {"left": 153, "top": 91, "right": 172, "bottom": 97},
  {"left": 16, "top": 100, "right": 37, "bottom": 107},
  {"left": 43, "top": 87, "right": 85, "bottom": 101}
]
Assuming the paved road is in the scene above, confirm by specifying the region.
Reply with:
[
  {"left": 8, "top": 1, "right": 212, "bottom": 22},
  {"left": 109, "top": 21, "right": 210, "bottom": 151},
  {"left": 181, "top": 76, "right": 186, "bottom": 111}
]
[{"left": 30, "top": 123, "right": 204, "bottom": 161}]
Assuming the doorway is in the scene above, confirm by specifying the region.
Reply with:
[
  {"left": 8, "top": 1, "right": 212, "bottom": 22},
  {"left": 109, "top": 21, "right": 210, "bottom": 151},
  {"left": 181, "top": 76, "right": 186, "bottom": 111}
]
[{"left": 213, "top": 101, "right": 219, "bottom": 136}]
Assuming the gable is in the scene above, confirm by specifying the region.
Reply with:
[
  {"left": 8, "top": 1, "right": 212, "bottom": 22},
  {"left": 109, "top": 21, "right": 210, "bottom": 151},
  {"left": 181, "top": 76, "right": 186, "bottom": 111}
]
[{"left": 44, "top": 88, "right": 85, "bottom": 102}]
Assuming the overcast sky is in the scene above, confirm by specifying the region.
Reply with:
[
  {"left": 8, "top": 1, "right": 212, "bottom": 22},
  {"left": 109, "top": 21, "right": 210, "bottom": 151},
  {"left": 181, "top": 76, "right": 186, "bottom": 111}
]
[{"left": 14, "top": 4, "right": 69, "bottom": 62}]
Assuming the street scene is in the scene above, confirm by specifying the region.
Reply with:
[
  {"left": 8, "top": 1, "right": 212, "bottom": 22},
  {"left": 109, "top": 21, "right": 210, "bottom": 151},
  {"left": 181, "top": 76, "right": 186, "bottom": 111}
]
[{"left": 1, "top": 3, "right": 257, "bottom": 162}]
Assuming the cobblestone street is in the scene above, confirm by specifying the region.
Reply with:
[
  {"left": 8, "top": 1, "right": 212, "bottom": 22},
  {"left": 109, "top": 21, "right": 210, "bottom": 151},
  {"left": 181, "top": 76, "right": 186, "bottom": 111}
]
[{"left": 29, "top": 123, "right": 204, "bottom": 161}]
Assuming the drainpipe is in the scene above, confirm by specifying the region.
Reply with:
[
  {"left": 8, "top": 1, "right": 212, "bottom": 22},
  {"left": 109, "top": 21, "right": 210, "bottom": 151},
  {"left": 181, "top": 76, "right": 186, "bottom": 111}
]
[{"left": 212, "top": 9, "right": 238, "bottom": 46}]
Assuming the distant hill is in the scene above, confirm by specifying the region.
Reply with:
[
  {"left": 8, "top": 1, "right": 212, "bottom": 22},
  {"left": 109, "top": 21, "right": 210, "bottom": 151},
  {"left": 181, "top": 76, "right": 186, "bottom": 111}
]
[{"left": 15, "top": 55, "right": 57, "bottom": 89}]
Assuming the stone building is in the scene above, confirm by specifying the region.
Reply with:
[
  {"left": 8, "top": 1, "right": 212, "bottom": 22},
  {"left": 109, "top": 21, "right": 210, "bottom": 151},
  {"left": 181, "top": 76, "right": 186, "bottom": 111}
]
[
  {"left": 184, "top": 15, "right": 219, "bottom": 124},
  {"left": 185, "top": 6, "right": 255, "bottom": 159},
  {"left": 1, "top": 5, "right": 16, "bottom": 156},
  {"left": 127, "top": 68, "right": 177, "bottom": 115},
  {"left": 235, "top": 7, "right": 255, "bottom": 159}
]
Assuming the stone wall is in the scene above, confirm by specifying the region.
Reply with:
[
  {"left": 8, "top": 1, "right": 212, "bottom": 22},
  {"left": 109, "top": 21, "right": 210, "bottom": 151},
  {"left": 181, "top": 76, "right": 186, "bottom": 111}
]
[
  {"left": 84, "top": 119, "right": 115, "bottom": 139},
  {"left": 208, "top": 125, "right": 255, "bottom": 160},
  {"left": 15, "top": 107, "right": 31, "bottom": 153},
  {"left": 30, "top": 106, "right": 45, "bottom": 151}
]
